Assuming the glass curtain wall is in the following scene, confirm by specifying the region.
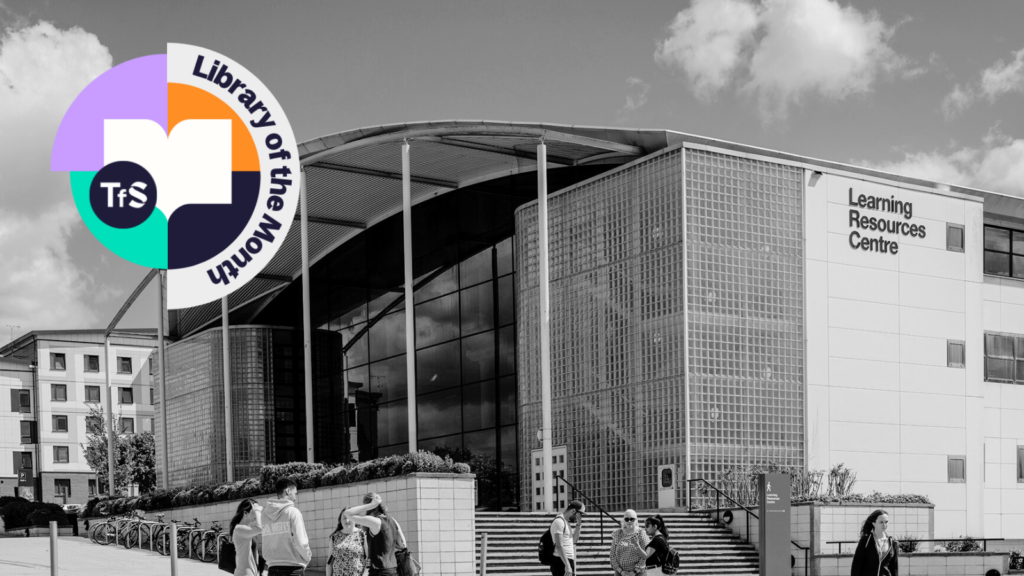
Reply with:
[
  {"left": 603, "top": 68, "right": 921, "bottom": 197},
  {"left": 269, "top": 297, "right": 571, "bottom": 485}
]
[{"left": 254, "top": 167, "right": 607, "bottom": 509}]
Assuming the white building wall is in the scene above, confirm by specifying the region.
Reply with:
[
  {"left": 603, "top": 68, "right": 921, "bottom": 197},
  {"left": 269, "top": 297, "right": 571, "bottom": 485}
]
[
  {"left": 34, "top": 339, "right": 155, "bottom": 477},
  {"left": 0, "top": 360, "right": 34, "bottom": 496},
  {"left": 806, "top": 171, "right": 986, "bottom": 538},
  {"left": 981, "top": 276, "right": 1024, "bottom": 538}
]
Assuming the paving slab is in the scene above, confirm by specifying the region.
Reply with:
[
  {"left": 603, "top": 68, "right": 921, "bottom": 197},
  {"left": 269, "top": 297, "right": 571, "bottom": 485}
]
[{"left": 0, "top": 536, "right": 328, "bottom": 576}]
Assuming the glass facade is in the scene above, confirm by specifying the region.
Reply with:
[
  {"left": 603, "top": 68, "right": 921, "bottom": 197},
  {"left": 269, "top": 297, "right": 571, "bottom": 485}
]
[
  {"left": 516, "top": 147, "right": 804, "bottom": 510},
  {"left": 154, "top": 326, "right": 342, "bottom": 487},
  {"left": 253, "top": 167, "right": 606, "bottom": 509},
  {"left": 685, "top": 148, "right": 804, "bottom": 481}
]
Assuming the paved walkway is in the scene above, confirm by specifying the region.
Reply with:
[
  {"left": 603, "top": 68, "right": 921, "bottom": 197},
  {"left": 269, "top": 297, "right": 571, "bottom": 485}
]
[{"left": 0, "top": 536, "right": 327, "bottom": 576}]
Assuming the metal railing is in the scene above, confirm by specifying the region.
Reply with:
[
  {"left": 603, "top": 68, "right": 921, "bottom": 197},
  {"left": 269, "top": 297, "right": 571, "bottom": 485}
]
[
  {"left": 686, "top": 479, "right": 809, "bottom": 576},
  {"left": 826, "top": 537, "right": 1005, "bottom": 554},
  {"left": 555, "top": 475, "right": 620, "bottom": 546}
]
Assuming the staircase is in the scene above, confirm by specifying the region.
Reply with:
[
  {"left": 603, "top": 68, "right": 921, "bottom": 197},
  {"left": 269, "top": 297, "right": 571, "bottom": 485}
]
[{"left": 475, "top": 511, "right": 759, "bottom": 576}]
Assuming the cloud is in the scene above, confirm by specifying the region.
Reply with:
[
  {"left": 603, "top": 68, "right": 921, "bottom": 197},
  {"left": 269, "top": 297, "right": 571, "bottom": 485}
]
[
  {"left": 0, "top": 20, "right": 115, "bottom": 330},
  {"left": 654, "top": 0, "right": 760, "bottom": 100},
  {"left": 941, "top": 48, "right": 1024, "bottom": 118},
  {"left": 655, "top": 0, "right": 910, "bottom": 121},
  {"left": 618, "top": 77, "right": 651, "bottom": 116},
  {"left": 863, "top": 129, "right": 1024, "bottom": 196}
]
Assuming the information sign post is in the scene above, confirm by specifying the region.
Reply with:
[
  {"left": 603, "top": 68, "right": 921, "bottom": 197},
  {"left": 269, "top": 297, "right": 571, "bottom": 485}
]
[{"left": 758, "top": 473, "right": 791, "bottom": 576}]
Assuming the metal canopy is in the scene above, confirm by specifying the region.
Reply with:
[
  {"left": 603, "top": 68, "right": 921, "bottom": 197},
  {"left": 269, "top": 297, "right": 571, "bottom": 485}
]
[
  {"left": 176, "top": 121, "right": 665, "bottom": 336},
  {"left": 175, "top": 119, "right": 1023, "bottom": 338}
]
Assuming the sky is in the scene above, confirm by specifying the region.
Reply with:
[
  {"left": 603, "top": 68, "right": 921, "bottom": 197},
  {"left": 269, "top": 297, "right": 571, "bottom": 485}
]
[{"left": 2, "top": 0, "right": 1024, "bottom": 341}]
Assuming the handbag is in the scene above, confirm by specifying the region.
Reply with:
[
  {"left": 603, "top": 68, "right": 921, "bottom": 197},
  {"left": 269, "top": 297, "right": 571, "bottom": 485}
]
[
  {"left": 396, "top": 547, "right": 421, "bottom": 576},
  {"left": 217, "top": 540, "right": 237, "bottom": 573}
]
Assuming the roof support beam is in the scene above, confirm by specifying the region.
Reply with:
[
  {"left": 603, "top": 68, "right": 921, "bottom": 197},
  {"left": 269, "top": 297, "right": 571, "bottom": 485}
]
[
  {"left": 418, "top": 136, "right": 577, "bottom": 166},
  {"left": 293, "top": 215, "right": 366, "bottom": 229},
  {"left": 256, "top": 273, "right": 293, "bottom": 283},
  {"left": 308, "top": 161, "right": 458, "bottom": 190}
]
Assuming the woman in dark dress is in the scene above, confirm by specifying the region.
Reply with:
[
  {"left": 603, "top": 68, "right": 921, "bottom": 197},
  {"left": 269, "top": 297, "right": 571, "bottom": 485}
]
[
  {"left": 643, "top": 515, "right": 670, "bottom": 576},
  {"left": 851, "top": 509, "right": 899, "bottom": 576}
]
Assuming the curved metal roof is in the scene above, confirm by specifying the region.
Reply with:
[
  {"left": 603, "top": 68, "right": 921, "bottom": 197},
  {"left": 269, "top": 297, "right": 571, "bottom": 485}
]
[
  {"left": 176, "top": 120, "right": 674, "bottom": 336},
  {"left": 175, "top": 119, "right": 1023, "bottom": 337}
]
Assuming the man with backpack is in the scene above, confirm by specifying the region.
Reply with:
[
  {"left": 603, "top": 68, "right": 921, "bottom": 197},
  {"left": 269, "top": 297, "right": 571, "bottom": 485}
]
[{"left": 540, "top": 500, "right": 585, "bottom": 576}]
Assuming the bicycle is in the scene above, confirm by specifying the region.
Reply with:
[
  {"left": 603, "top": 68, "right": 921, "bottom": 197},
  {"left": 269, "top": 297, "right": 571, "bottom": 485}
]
[
  {"left": 196, "top": 521, "right": 223, "bottom": 563},
  {"left": 121, "top": 511, "right": 149, "bottom": 550},
  {"left": 89, "top": 513, "right": 131, "bottom": 546},
  {"left": 178, "top": 518, "right": 202, "bottom": 559}
]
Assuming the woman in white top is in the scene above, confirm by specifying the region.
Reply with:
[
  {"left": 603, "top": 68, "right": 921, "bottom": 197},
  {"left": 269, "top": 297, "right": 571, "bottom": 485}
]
[{"left": 230, "top": 498, "right": 263, "bottom": 576}]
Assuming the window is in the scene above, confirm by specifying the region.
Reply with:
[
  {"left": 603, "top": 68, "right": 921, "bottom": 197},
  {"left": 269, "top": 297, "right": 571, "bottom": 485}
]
[
  {"left": 85, "top": 355, "right": 99, "bottom": 372},
  {"left": 54, "top": 479, "right": 71, "bottom": 497},
  {"left": 948, "top": 456, "right": 966, "bottom": 483},
  {"left": 51, "top": 384, "right": 67, "bottom": 402},
  {"left": 119, "top": 387, "right": 133, "bottom": 404},
  {"left": 53, "top": 446, "right": 69, "bottom": 464},
  {"left": 1018, "top": 446, "right": 1024, "bottom": 483},
  {"left": 948, "top": 340, "right": 965, "bottom": 368},
  {"left": 50, "top": 353, "right": 66, "bottom": 370},
  {"left": 142, "top": 418, "right": 152, "bottom": 433},
  {"left": 118, "top": 357, "right": 132, "bottom": 374},
  {"left": 88, "top": 479, "right": 97, "bottom": 496},
  {"left": 52, "top": 415, "right": 68, "bottom": 432},
  {"left": 984, "top": 225, "right": 1024, "bottom": 277},
  {"left": 20, "top": 420, "right": 37, "bottom": 444},
  {"left": 120, "top": 417, "right": 135, "bottom": 434},
  {"left": 947, "top": 224, "right": 965, "bottom": 252},
  {"left": 85, "top": 385, "right": 101, "bottom": 403},
  {"left": 149, "top": 388, "right": 154, "bottom": 405},
  {"left": 10, "top": 389, "right": 30, "bottom": 413},
  {"left": 13, "top": 452, "right": 32, "bottom": 472},
  {"left": 983, "top": 332, "right": 1024, "bottom": 382}
]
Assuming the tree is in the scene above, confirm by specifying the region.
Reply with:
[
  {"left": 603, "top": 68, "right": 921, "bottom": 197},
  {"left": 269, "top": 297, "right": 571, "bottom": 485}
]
[{"left": 81, "top": 407, "right": 157, "bottom": 495}]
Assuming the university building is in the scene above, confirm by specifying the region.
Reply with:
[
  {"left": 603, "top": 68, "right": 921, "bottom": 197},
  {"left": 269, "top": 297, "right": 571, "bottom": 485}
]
[
  {"left": 147, "top": 121, "right": 1020, "bottom": 539},
  {"left": 0, "top": 330, "right": 157, "bottom": 504}
]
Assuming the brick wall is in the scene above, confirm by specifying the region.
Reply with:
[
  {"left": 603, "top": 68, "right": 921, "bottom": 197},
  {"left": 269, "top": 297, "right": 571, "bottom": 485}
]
[
  {"left": 81, "top": 473, "right": 476, "bottom": 576},
  {"left": 40, "top": 471, "right": 94, "bottom": 505}
]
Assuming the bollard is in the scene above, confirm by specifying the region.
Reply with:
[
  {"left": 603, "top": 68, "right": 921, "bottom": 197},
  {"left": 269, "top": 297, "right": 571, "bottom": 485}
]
[
  {"left": 49, "top": 520, "right": 58, "bottom": 576},
  {"left": 169, "top": 522, "right": 178, "bottom": 576},
  {"left": 480, "top": 532, "right": 488, "bottom": 576}
]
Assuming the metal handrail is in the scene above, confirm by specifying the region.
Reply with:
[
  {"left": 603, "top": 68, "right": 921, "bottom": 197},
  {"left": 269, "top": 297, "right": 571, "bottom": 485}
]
[
  {"left": 826, "top": 537, "right": 1005, "bottom": 554},
  {"left": 686, "top": 478, "right": 809, "bottom": 576},
  {"left": 554, "top": 475, "right": 619, "bottom": 547}
]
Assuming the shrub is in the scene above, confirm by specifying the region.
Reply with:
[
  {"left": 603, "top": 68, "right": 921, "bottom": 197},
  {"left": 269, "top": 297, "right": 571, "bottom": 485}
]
[
  {"left": 0, "top": 501, "right": 69, "bottom": 529},
  {"left": 27, "top": 504, "right": 70, "bottom": 527},
  {"left": 943, "top": 536, "right": 981, "bottom": 553},
  {"left": 81, "top": 450, "right": 467, "bottom": 517},
  {"left": 897, "top": 535, "right": 918, "bottom": 554},
  {"left": 1009, "top": 548, "right": 1022, "bottom": 570},
  {"left": 0, "top": 496, "right": 28, "bottom": 509}
]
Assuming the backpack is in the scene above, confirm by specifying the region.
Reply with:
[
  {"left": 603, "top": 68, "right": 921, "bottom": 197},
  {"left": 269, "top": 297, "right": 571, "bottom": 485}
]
[
  {"left": 538, "top": 518, "right": 558, "bottom": 565},
  {"left": 660, "top": 545, "right": 681, "bottom": 575}
]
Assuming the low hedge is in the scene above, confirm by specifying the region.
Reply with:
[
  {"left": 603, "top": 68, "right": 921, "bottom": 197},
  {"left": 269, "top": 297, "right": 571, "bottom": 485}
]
[
  {"left": 0, "top": 500, "right": 70, "bottom": 529},
  {"left": 84, "top": 451, "right": 470, "bottom": 518},
  {"left": 793, "top": 491, "right": 932, "bottom": 505}
]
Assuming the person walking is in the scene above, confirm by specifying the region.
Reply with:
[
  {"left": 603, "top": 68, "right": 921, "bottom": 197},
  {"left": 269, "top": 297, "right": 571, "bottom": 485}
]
[
  {"left": 326, "top": 507, "right": 369, "bottom": 576},
  {"left": 550, "top": 500, "right": 585, "bottom": 576},
  {"left": 610, "top": 509, "right": 649, "bottom": 576},
  {"left": 643, "top": 515, "right": 670, "bottom": 576},
  {"left": 851, "top": 509, "right": 899, "bottom": 576},
  {"left": 230, "top": 498, "right": 264, "bottom": 576},
  {"left": 345, "top": 493, "right": 408, "bottom": 576},
  {"left": 261, "top": 478, "right": 312, "bottom": 576}
]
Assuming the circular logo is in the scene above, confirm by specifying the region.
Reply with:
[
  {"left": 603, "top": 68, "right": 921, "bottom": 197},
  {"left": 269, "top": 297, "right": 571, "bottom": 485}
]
[
  {"left": 51, "top": 44, "right": 301, "bottom": 310},
  {"left": 89, "top": 161, "right": 158, "bottom": 229}
]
